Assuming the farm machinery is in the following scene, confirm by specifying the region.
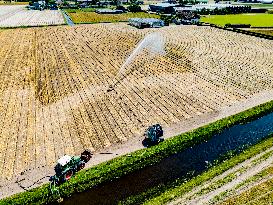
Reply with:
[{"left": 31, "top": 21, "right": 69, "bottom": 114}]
[
  {"left": 142, "top": 124, "right": 164, "bottom": 147},
  {"left": 49, "top": 150, "right": 92, "bottom": 194}
]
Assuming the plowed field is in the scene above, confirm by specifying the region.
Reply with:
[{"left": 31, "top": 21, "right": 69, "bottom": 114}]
[{"left": 0, "top": 24, "right": 272, "bottom": 180}]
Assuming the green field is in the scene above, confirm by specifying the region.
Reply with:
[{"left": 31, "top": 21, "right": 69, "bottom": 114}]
[
  {"left": 201, "top": 14, "right": 273, "bottom": 27},
  {"left": 66, "top": 11, "right": 159, "bottom": 24}
]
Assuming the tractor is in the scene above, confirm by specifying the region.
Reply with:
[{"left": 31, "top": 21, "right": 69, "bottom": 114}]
[
  {"left": 142, "top": 124, "right": 164, "bottom": 147},
  {"left": 49, "top": 150, "right": 92, "bottom": 194}
]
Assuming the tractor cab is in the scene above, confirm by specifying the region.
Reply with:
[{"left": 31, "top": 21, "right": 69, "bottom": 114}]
[
  {"left": 142, "top": 124, "right": 164, "bottom": 147},
  {"left": 54, "top": 155, "right": 81, "bottom": 181},
  {"left": 50, "top": 150, "right": 92, "bottom": 187}
]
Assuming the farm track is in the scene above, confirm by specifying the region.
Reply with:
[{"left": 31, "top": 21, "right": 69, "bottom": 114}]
[
  {"left": 0, "top": 24, "right": 272, "bottom": 190},
  {"left": 169, "top": 146, "right": 273, "bottom": 205}
]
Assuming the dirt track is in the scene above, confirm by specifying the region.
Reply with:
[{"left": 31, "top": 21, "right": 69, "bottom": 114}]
[{"left": 169, "top": 148, "right": 273, "bottom": 205}]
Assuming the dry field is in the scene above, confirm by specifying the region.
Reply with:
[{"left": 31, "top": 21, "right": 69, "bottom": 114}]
[
  {"left": 0, "top": 5, "right": 64, "bottom": 27},
  {"left": 0, "top": 24, "right": 272, "bottom": 181}
]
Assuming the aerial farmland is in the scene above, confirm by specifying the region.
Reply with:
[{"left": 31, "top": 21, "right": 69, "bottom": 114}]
[{"left": 0, "top": 3, "right": 273, "bottom": 205}]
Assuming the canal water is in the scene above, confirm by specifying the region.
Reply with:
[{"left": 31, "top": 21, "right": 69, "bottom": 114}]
[
  {"left": 61, "top": 112, "right": 273, "bottom": 205},
  {"left": 61, "top": 11, "right": 75, "bottom": 26}
]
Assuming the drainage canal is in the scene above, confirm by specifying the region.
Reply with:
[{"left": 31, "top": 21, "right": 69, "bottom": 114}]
[
  {"left": 61, "top": 112, "right": 273, "bottom": 205},
  {"left": 61, "top": 11, "right": 74, "bottom": 26}
]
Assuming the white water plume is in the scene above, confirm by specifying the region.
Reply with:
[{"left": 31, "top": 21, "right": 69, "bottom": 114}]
[{"left": 118, "top": 32, "right": 166, "bottom": 77}]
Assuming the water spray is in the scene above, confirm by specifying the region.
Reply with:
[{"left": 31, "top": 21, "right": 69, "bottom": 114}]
[{"left": 107, "top": 32, "right": 165, "bottom": 92}]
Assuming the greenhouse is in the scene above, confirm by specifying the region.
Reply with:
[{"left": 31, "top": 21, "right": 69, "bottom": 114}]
[{"left": 128, "top": 18, "right": 164, "bottom": 28}]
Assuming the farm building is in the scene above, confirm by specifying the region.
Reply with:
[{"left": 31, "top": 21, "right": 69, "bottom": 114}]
[
  {"left": 149, "top": 3, "right": 179, "bottom": 13},
  {"left": 174, "top": 9, "right": 200, "bottom": 24},
  {"left": 76, "top": 0, "right": 93, "bottom": 5},
  {"left": 96, "top": 9, "right": 123, "bottom": 14},
  {"left": 174, "top": 3, "right": 250, "bottom": 13},
  {"left": 129, "top": 18, "right": 164, "bottom": 28}
]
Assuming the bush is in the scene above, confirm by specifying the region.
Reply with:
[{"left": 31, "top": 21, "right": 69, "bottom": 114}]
[
  {"left": 116, "top": 5, "right": 127, "bottom": 12},
  {"left": 127, "top": 4, "right": 141, "bottom": 12},
  {"left": 160, "top": 15, "right": 173, "bottom": 26}
]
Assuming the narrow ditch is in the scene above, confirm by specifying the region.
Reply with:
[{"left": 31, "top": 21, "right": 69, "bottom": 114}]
[{"left": 61, "top": 111, "right": 273, "bottom": 205}]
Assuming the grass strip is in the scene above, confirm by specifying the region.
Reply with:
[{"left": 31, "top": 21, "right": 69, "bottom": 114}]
[
  {"left": 66, "top": 11, "right": 159, "bottom": 24},
  {"left": 212, "top": 167, "right": 273, "bottom": 204},
  {"left": 250, "top": 29, "right": 273, "bottom": 36},
  {"left": 142, "top": 134, "right": 273, "bottom": 205},
  {"left": 219, "top": 176, "right": 273, "bottom": 205},
  {"left": 201, "top": 14, "right": 273, "bottom": 27},
  {"left": 2, "top": 99, "right": 273, "bottom": 204}
]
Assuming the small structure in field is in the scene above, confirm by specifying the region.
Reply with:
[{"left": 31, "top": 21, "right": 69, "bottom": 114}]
[
  {"left": 174, "top": 9, "right": 200, "bottom": 24},
  {"left": 149, "top": 3, "right": 179, "bottom": 13},
  {"left": 129, "top": 18, "right": 164, "bottom": 28},
  {"left": 96, "top": 9, "right": 123, "bottom": 14}
]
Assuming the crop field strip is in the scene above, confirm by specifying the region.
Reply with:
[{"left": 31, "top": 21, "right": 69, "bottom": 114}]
[
  {"left": 0, "top": 24, "right": 272, "bottom": 180},
  {"left": 0, "top": 5, "right": 64, "bottom": 27},
  {"left": 66, "top": 11, "right": 159, "bottom": 24},
  {"left": 218, "top": 169, "right": 273, "bottom": 205},
  {"left": 167, "top": 145, "right": 273, "bottom": 205}
]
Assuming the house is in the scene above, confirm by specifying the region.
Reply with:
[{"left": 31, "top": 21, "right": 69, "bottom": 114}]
[{"left": 96, "top": 9, "right": 123, "bottom": 14}]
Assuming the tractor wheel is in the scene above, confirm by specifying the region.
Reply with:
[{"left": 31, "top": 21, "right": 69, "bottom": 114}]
[
  {"left": 77, "top": 162, "right": 85, "bottom": 171},
  {"left": 64, "top": 170, "right": 73, "bottom": 181},
  {"left": 81, "top": 150, "right": 92, "bottom": 163},
  {"left": 142, "top": 137, "right": 151, "bottom": 147}
]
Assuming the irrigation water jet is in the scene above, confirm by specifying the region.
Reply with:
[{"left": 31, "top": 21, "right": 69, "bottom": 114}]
[{"left": 107, "top": 32, "right": 165, "bottom": 92}]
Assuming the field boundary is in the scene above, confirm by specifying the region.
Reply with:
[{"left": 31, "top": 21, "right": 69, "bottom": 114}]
[
  {"left": 0, "top": 23, "right": 66, "bottom": 30},
  {"left": 61, "top": 10, "right": 75, "bottom": 26},
  {"left": 200, "top": 23, "right": 273, "bottom": 40},
  {"left": 2, "top": 96, "right": 273, "bottom": 204}
]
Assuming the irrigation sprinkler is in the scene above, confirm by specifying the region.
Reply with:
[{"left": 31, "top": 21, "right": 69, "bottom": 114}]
[{"left": 107, "top": 32, "right": 166, "bottom": 92}]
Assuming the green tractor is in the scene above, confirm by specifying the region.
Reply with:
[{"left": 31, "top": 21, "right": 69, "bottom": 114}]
[
  {"left": 49, "top": 150, "right": 92, "bottom": 194},
  {"left": 142, "top": 124, "right": 164, "bottom": 147}
]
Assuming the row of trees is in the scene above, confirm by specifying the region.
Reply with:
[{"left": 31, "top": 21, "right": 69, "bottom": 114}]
[
  {"left": 61, "top": 0, "right": 142, "bottom": 12},
  {"left": 198, "top": 6, "right": 251, "bottom": 15}
]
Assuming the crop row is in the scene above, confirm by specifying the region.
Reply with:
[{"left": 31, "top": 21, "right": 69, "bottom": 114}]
[
  {"left": 3, "top": 90, "right": 273, "bottom": 204},
  {"left": 0, "top": 24, "right": 272, "bottom": 182}
]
